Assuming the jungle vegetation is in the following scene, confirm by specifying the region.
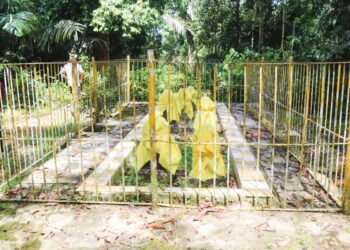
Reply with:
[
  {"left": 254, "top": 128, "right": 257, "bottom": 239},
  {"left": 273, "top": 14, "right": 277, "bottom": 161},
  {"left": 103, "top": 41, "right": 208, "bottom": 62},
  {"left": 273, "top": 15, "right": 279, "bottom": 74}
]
[{"left": 0, "top": 0, "right": 349, "bottom": 63}]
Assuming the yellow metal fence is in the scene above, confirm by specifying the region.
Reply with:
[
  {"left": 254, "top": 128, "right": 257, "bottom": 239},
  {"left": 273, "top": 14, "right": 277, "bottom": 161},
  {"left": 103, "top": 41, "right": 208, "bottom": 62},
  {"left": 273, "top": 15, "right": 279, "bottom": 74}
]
[{"left": 0, "top": 55, "right": 349, "bottom": 213}]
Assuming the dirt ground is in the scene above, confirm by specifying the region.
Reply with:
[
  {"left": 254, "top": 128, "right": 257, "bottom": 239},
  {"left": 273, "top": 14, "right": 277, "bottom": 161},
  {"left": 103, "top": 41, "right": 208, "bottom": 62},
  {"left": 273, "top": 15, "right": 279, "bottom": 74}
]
[{"left": 0, "top": 202, "right": 350, "bottom": 250}]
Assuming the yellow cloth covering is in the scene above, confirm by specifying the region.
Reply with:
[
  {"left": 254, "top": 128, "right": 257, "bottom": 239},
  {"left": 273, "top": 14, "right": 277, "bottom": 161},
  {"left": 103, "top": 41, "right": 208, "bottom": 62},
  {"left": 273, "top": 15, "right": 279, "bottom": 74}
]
[
  {"left": 177, "top": 86, "right": 198, "bottom": 119},
  {"left": 190, "top": 124, "right": 226, "bottom": 181},
  {"left": 193, "top": 96, "right": 217, "bottom": 130},
  {"left": 136, "top": 114, "right": 182, "bottom": 175},
  {"left": 157, "top": 90, "right": 181, "bottom": 122}
]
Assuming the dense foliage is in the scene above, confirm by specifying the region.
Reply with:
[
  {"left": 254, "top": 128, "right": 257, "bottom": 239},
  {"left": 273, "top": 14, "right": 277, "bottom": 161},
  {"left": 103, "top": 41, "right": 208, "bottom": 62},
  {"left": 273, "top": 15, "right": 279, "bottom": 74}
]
[{"left": 0, "top": 0, "right": 349, "bottom": 62}]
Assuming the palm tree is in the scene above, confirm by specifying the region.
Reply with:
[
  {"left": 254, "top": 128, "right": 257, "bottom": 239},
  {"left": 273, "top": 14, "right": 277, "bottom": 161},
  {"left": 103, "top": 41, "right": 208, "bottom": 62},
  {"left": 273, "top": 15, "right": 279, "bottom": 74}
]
[
  {"left": 39, "top": 19, "right": 107, "bottom": 57},
  {"left": 0, "top": 0, "right": 38, "bottom": 37},
  {"left": 162, "top": 1, "right": 196, "bottom": 65},
  {"left": 39, "top": 20, "right": 86, "bottom": 53}
]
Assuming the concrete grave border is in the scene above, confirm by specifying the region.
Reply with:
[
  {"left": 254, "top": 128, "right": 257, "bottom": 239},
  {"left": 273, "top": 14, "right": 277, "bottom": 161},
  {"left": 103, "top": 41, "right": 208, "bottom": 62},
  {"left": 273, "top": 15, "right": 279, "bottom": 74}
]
[{"left": 78, "top": 103, "right": 274, "bottom": 204}]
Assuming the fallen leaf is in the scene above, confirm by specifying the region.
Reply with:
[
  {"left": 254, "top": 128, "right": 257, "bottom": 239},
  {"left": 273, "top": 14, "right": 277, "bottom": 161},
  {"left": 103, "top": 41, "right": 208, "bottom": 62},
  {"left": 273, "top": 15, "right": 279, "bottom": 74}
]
[
  {"left": 145, "top": 223, "right": 166, "bottom": 229},
  {"left": 254, "top": 220, "right": 268, "bottom": 229},
  {"left": 120, "top": 241, "right": 132, "bottom": 247},
  {"left": 163, "top": 217, "right": 177, "bottom": 225},
  {"left": 31, "top": 210, "right": 39, "bottom": 215},
  {"left": 44, "top": 231, "right": 55, "bottom": 239}
]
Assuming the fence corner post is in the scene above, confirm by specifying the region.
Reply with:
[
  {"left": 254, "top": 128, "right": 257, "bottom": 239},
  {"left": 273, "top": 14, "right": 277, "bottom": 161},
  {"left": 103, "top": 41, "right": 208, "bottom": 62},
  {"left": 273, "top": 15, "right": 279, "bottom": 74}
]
[
  {"left": 343, "top": 130, "right": 350, "bottom": 214},
  {"left": 147, "top": 49, "right": 158, "bottom": 207}
]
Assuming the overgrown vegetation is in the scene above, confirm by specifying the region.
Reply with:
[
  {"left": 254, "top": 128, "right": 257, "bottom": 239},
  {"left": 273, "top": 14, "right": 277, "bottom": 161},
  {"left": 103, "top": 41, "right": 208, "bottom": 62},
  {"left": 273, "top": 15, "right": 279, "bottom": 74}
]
[{"left": 0, "top": 0, "right": 349, "bottom": 63}]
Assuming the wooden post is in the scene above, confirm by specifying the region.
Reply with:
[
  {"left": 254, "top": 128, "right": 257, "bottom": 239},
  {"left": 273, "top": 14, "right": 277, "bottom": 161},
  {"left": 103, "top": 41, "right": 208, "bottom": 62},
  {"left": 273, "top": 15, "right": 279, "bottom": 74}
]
[
  {"left": 71, "top": 55, "right": 80, "bottom": 136},
  {"left": 91, "top": 57, "right": 98, "bottom": 122},
  {"left": 148, "top": 49, "right": 158, "bottom": 207}
]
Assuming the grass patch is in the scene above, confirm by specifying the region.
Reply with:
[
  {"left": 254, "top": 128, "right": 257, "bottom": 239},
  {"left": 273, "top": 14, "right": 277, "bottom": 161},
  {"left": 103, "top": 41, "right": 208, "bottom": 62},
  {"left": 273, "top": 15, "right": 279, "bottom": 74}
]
[
  {"left": 20, "top": 237, "right": 41, "bottom": 250},
  {"left": 0, "top": 203, "right": 17, "bottom": 218},
  {"left": 0, "top": 221, "right": 27, "bottom": 241},
  {"left": 297, "top": 234, "right": 313, "bottom": 247},
  {"left": 140, "top": 239, "right": 180, "bottom": 250}
]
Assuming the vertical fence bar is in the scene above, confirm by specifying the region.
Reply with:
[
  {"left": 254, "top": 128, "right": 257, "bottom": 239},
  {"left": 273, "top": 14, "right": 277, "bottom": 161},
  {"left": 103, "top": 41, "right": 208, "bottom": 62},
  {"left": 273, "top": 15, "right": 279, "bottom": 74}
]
[
  {"left": 183, "top": 62, "right": 188, "bottom": 194},
  {"left": 127, "top": 55, "right": 131, "bottom": 103},
  {"left": 270, "top": 65, "right": 278, "bottom": 192},
  {"left": 197, "top": 63, "right": 202, "bottom": 202},
  {"left": 147, "top": 50, "right": 158, "bottom": 207},
  {"left": 283, "top": 57, "right": 294, "bottom": 208},
  {"left": 343, "top": 126, "right": 350, "bottom": 213},
  {"left": 71, "top": 57, "right": 80, "bottom": 136},
  {"left": 167, "top": 63, "right": 173, "bottom": 206},
  {"left": 300, "top": 64, "right": 310, "bottom": 173},
  {"left": 213, "top": 63, "right": 217, "bottom": 202},
  {"left": 340, "top": 65, "right": 350, "bottom": 197},
  {"left": 226, "top": 64, "right": 232, "bottom": 204},
  {"left": 92, "top": 57, "right": 98, "bottom": 123}
]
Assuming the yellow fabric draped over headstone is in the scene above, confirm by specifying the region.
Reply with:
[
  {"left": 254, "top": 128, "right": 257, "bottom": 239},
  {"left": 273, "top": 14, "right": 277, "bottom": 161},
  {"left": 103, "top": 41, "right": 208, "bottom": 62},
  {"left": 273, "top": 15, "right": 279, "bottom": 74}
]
[
  {"left": 177, "top": 86, "right": 198, "bottom": 119},
  {"left": 136, "top": 114, "right": 182, "bottom": 175},
  {"left": 190, "top": 124, "right": 226, "bottom": 181},
  {"left": 157, "top": 90, "right": 181, "bottom": 122},
  {"left": 193, "top": 96, "right": 217, "bottom": 130}
]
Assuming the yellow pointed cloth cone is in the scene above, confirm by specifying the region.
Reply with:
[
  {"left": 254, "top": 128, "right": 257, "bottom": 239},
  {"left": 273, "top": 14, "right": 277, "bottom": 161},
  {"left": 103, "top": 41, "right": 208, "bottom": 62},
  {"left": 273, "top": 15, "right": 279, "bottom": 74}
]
[
  {"left": 190, "top": 124, "right": 226, "bottom": 181},
  {"left": 157, "top": 90, "right": 181, "bottom": 122},
  {"left": 193, "top": 96, "right": 217, "bottom": 130},
  {"left": 177, "top": 86, "right": 198, "bottom": 119},
  {"left": 136, "top": 114, "right": 182, "bottom": 175}
]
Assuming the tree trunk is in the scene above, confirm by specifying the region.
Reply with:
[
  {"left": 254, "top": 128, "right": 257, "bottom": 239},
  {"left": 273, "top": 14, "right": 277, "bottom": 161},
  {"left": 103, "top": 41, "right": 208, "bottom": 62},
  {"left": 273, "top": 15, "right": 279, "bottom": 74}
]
[
  {"left": 281, "top": 0, "right": 285, "bottom": 53},
  {"left": 187, "top": 31, "right": 195, "bottom": 72},
  {"left": 235, "top": 0, "right": 241, "bottom": 48},
  {"left": 291, "top": 20, "right": 295, "bottom": 56},
  {"left": 258, "top": 4, "right": 263, "bottom": 52}
]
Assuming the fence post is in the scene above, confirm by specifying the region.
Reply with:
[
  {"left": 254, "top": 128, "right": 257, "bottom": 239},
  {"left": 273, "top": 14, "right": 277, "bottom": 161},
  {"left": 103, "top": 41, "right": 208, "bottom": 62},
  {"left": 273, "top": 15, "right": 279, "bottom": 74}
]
[
  {"left": 71, "top": 55, "right": 80, "bottom": 136},
  {"left": 91, "top": 57, "right": 98, "bottom": 122},
  {"left": 147, "top": 49, "right": 158, "bottom": 207},
  {"left": 343, "top": 126, "right": 350, "bottom": 213},
  {"left": 127, "top": 55, "right": 131, "bottom": 103}
]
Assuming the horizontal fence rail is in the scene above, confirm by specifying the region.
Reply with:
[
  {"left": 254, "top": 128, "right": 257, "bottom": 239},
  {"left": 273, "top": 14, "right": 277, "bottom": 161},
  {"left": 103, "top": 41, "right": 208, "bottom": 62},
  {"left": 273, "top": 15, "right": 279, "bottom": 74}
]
[{"left": 0, "top": 55, "right": 349, "bottom": 213}]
